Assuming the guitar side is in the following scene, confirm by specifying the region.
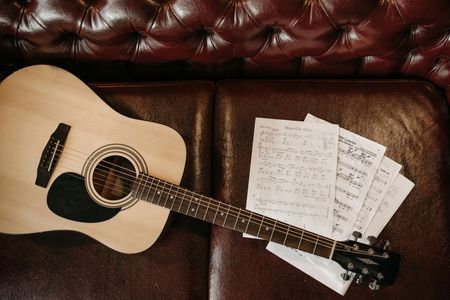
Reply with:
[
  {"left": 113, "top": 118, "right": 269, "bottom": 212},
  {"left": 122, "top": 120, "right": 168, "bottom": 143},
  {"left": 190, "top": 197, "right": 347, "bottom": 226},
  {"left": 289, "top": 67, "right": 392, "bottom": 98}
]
[{"left": 0, "top": 65, "right": 187, "bottom": 253}]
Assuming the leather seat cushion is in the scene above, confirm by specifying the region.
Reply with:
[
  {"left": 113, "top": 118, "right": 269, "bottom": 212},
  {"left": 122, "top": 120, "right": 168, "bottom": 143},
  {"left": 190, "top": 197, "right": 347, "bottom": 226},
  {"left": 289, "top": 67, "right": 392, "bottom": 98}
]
[{"left": 211, "top": 80, "right": 450, "bottom": 299}]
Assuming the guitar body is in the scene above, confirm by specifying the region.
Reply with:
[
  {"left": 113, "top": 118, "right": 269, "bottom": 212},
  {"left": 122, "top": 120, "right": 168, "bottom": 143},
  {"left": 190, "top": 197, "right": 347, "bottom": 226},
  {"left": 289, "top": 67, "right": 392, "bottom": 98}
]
[{"left": 0, "top": 65, "right": 186, "bottom": 253}]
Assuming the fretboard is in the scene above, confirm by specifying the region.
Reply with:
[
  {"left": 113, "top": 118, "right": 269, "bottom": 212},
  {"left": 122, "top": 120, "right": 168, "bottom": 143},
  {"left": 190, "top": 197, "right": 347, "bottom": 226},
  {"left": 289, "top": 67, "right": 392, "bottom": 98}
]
[{"left": 132, "top": 173, "right": 336, "bottom": 259}]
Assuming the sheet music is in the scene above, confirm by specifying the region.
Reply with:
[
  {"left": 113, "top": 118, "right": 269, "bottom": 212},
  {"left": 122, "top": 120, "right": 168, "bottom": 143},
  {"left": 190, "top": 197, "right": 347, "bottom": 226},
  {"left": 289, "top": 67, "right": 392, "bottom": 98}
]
[
  {"left": 244, "top": 115, "right": 414, "bottom": 295},
  {"left": 245, "top": 117, "right": 339, "bottom": 237},
  {"left": 352, "top": 156, "right": 402, "bottom": 233},
  {"left": 363, "top": 174, "right": 414, "bottom": 242},
  {"left": 304, "top": 114, "right": 386, "bottom": 240}
]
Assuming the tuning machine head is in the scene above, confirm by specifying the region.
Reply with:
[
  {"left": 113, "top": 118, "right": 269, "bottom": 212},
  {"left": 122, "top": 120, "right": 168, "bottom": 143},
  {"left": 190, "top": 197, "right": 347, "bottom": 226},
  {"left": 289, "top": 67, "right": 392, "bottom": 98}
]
[
  {"left": 382, "top": 240, "right": 391, "bottom": 250},
  {"left": 341, "top": 272, "right": 352, "bottom": 281},
  {"left": 367, "top": 235, "right": 377, "bottom": 245},
  {"left": 369, "top": 280, "right": 381, "bottom": 291},
  {"left": 356, "top": 274, "right": 364, "bottom": 285},
  {"left": 352, "top": 231, "right": 362, "bottom": 241}
]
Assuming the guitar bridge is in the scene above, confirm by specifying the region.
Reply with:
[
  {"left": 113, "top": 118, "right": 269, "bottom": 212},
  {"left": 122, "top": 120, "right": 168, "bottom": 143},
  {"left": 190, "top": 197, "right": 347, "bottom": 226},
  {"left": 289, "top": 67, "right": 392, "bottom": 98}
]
[{"left": 35, "top": 123, "right": 71, "bottom": 188}]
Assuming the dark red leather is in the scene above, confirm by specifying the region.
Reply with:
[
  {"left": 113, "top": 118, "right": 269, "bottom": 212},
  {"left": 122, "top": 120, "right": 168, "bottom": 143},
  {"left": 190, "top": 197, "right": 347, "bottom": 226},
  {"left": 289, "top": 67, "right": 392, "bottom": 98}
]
[
  {"left": 211, "top": 80, "right": 450, "bottom": 299},
  {"left": 0, "top": 0, "right": 449, "bottom": 100},
  {"left": 0, "top": 82, "right": 214, "bottom": 299}
]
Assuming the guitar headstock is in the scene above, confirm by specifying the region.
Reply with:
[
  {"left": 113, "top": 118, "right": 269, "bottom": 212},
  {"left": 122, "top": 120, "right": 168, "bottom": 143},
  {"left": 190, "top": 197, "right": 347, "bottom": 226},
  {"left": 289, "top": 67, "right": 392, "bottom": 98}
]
[{"left": 331, "top": 235, "right": 400, "bottom": 290}]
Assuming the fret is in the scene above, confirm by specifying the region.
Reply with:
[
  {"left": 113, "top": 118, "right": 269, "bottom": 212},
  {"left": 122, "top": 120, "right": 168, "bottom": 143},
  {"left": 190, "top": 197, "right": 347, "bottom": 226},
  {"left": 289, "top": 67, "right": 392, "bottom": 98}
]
[
  {"left": 148, "top": 177, "right": 161, "bottom": 204},
  {"left": 312, "top": 234, "right": 320, "bottom": 254},
  {"left": 283, "top": 225, "right": 291, "bottom": 245},
  {"left": 132, "top": 174, "right": 142, "bottom": 199},
  {"left": 297, "top": 229, "right": 304, "bottom": 250},
  {"left": 193, "top": 194, "right": 201, "bottom": 218},
  {"left": 222, "top": 205, "right": 231, "bottom": 226},
  {"left": 233, "top": 208, "right": 241, "bottom": 230},
  {"left": 156, "top": 181, "right": 166, "bottom": 205},
  {"left": 138, "top": 175, "right": 148, "bottom": 200},
  {"left": 269, "top": 220, "right": 278, "bottom": 242},
  {"left": 177, "top": 188, "right": 188, "bottom": 212},
  {"left": 212, "top": 201, "right": 221, "bottom": 223},
  {"left": 256, "top": 216, "right": 265, "bottom": 238},
  {"left": 244, "top": 211, "right": 252, "bottom": 234},
  {"left": 142, "top": 176, "right": 153, "bottom": 202},
  {"left": 170, "top": 185, "right": 180, "bottom": 210},
  {"left": 162, "top": 183, "right": 172, "bottom": 207},
  {"left": 329, "top": 241, "right": 337, "bottom": 259},
  {"left": 185, "top": 191, "right": 193, "bottom": 215},
  {"left": 202, "top": 196, "right": 211, "bottom": 220}
]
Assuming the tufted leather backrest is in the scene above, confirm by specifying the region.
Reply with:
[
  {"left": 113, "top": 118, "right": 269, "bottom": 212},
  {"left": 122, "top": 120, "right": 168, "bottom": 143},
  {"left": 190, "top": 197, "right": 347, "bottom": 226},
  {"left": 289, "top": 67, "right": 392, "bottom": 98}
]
[{"left": 1, "top": 0, "right": 449, "bottom": 100}]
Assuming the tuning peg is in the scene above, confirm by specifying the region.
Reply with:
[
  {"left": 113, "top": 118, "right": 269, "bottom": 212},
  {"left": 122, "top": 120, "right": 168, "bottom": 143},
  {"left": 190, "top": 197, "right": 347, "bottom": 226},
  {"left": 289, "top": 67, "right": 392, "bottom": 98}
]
[
  {"left": 369, "top": 280, "right": 381, "bottom": 291},
  {"left": 382, "top": 240, "right": 391, "bottom": 250},
  {"left": 352, "top": 231, "right": 362, "bottom": 241},
  {"left": 356, "top": 274, "right": 364, "bottom": 285},
  {"left": 367, "top": 235, "right": 377, "bottom": 245},
  {"left": 341, "top": 272, "right": 351, "bottom": 281}
]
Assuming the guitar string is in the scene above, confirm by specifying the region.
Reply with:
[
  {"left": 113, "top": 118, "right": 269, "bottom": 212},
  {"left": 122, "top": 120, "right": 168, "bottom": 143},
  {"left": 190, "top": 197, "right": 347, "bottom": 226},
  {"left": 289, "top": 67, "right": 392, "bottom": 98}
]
[
  {"left": 49, "top": 144, "right": 379, "bottom": 255},
  {"left": 54, "top": 162, "right": 386, "bottom": 258},
  {"left": 55, "top": 148, "right": 340, "bottom": 248},
  {"left": 47, "top": 144, "right": 380, "bottom": 256},
  {"left": 57, "top": 162, "right": 341, "bottom": 251}
]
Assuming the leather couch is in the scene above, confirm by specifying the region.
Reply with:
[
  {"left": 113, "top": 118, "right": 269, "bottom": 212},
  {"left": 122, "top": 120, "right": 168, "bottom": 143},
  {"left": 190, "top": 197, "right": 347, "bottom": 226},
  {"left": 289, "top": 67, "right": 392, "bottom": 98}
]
[{"left": 1, "top": 0, "right": 449, "bottom": 299}]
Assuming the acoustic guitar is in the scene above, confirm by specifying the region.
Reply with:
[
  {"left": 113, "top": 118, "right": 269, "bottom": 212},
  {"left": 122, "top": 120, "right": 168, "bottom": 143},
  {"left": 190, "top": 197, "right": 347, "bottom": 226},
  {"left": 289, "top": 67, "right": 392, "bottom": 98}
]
[{"left": 0, "top": 65, "right": 399, "bottom": 290}]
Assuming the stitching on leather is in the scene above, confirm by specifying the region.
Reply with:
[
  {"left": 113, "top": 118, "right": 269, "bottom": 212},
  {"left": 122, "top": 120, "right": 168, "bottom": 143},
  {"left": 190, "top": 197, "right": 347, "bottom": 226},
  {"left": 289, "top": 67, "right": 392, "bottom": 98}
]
[
  {"left": 28, "top": 12, "right": 52, "bottom": 34},
  {"left": 274, "top": 30, "right": 293, "bottom": 57},
  {"left": 343, "top": 28, "right": 354, "bottom": 55},
  {"left": 77, "top": 4, "right": 89, "bottom": 36},
  {"left": 14, "top": 4, "right": 26, "bottom": 59},
  {"left": 131, "top": 33, "right": 141, "bottom": 63},
  {"left": 215, "top": 0, "right": 236, "bottom": 29},
  {"left": 91, "top": 6, "right": 114, "bottom": 31},
  {"left": 241, "top": 0, "right": 262, "bottom": 29},
  {"left": 392, "top": 0, "right": 407, "bottom": 27},
  {"left": 191, "top": 31, "right": 207, "bottom": 61},
  {"left": 75, "top": 5, "right": 90, "bottom": 61},
  {"left": 250, "top": 29, "right": 271, "bottom": 60},
  {"left": 167, "top": 3, "right": 189, "bottom": 31},
  {"left": 317, "top": 0, "right": 337, "bottom": 29},
  {"left": 441, "top": 31, "right": 450, "bottom": 55},
  {"left": 287, "top": 1, "right": 309, "bottom": 28},
  {"left": 147, "top": 0, "right": 162, "bottom": 32},
  {"left": 424, "top": 57, "right": 441, "bottom": 78},
  {"left": 358, "top": 0, "right": 383, "bottom": 27}
]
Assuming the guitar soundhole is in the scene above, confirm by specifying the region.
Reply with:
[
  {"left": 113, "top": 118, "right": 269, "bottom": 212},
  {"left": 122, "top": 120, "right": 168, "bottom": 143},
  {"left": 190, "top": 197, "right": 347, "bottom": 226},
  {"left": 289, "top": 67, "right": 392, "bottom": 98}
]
[{"left": 92, "top": 155, "right": 136, "bottom": 201}]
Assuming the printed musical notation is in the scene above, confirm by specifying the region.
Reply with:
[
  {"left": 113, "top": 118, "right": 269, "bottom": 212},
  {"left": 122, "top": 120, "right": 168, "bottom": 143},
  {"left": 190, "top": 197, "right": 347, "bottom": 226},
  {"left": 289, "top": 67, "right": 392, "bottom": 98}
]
[
  {"left": 353, "top": 156, "right": 402, "bottom": 233},
  {"left": 246, "top": 117, "right": 339, "bottom": 238},
  {"left": 304, "top": 114, "right": 386, "bottom": 241}
]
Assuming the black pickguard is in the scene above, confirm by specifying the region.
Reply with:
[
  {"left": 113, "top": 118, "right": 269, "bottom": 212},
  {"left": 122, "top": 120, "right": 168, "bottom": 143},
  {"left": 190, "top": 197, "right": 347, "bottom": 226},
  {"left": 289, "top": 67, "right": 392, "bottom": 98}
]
[{"left": 47, "top": 173, "right": 120, "bottom": 223}]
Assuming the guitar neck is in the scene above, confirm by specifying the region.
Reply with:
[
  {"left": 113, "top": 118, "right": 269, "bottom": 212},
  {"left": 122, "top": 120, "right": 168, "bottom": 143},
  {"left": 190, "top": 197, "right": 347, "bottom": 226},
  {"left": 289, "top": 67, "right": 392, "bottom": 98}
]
[{"left": 132, "top": 174, "right": 336, "bottom": 259}]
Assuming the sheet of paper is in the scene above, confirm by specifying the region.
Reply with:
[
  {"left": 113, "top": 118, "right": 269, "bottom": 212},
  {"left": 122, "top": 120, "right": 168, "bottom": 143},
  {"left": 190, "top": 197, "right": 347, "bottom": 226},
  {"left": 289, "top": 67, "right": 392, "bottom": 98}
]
[
  {"left": 352, "top": 156, "right": 402, "bottom": 233},
  {"left": 363, "top": 174, "right": 414, "bottom": 242},
  {"left": 304, "top": 114, "right": 386, "bottom": 240},
  {"left": 245, "top": 117, "right": 339, "bottom": 238},
  {"left": 266, "top": 243, "right": 353, "bottom": 296}
]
